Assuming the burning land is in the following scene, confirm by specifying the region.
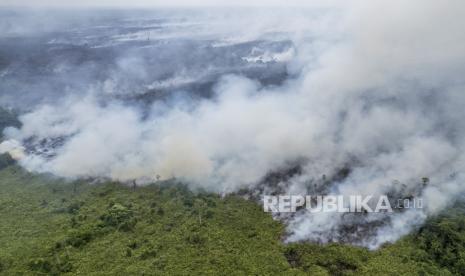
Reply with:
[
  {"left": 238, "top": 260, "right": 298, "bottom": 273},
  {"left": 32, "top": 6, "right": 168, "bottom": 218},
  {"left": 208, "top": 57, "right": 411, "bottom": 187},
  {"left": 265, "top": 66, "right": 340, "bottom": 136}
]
[{"left": 1, "top": 1, "right": 465, "bottom": 275}]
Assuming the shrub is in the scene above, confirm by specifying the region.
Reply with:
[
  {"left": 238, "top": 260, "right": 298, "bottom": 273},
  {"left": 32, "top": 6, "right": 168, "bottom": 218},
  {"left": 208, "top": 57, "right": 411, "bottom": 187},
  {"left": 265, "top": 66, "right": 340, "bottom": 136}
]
[
  {"left": 186, "top": 232, "right": 206, "bottom": 245},
  {"left": 28, "top": 258, "right": 52, "bottom": 273},
  {"left": 64, "top": 229, "right": 94, "bottom": 248},
  {"left": 67, "top": 202, "right": 83, "bottom": 214},
  {"left": 100, "top": 203, "right": 136, "bottom": 231},
  {"left": 140, "top": 248, "right": 157, "bottom": 260},
  {"left": 28, "top": 256, "right": 73, "bottom": 274}
]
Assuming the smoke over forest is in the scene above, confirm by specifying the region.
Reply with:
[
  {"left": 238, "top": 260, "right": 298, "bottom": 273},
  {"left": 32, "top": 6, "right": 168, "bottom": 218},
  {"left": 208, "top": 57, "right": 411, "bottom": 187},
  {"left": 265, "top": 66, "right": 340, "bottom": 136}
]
[{"left": 1, "top": 1, "right": 465, "bottom": 249}]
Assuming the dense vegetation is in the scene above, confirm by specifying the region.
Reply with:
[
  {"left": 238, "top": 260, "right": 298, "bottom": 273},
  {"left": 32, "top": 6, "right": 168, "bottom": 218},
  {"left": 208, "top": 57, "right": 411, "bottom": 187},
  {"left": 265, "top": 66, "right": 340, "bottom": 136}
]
[{"left": 0, "top": 164, "right": 464, "bottom": 275}]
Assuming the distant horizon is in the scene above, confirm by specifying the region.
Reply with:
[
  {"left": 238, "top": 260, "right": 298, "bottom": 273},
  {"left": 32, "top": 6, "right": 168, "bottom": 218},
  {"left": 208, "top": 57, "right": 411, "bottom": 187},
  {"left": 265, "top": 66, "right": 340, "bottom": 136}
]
[{"left": 0, "top": 0, "right": 342, "bottom": 8}]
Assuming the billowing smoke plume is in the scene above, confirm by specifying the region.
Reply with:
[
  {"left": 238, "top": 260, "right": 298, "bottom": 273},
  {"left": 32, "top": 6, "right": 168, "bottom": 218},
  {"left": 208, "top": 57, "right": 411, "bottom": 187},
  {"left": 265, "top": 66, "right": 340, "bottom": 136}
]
[{"left": 1, "top": 1, "right": 465, "bottom": 248}]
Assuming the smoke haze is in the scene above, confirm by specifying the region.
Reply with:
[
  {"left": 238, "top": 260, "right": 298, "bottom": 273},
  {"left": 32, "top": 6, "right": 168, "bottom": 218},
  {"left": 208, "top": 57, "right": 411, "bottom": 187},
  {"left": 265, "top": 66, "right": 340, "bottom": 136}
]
[{"left": 1, "top": 1, "right": 465, "bottom": 248}]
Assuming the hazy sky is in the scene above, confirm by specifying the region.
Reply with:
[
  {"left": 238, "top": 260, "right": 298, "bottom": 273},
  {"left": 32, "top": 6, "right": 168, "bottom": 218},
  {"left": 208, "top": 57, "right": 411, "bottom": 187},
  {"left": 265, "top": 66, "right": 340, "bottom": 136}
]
[{"left": 0, "top": 0, "right": 339, "bottom": 7}]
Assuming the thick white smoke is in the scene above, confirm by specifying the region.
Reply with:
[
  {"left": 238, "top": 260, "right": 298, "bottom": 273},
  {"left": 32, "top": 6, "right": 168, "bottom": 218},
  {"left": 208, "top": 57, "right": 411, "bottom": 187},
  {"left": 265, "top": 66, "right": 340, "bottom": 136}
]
[{"left": 2, "top": 0, "right": 465, "bottom": 248}]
